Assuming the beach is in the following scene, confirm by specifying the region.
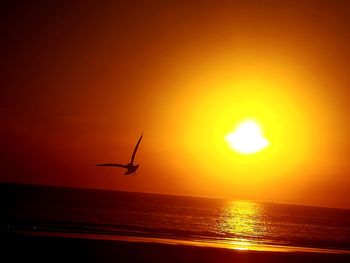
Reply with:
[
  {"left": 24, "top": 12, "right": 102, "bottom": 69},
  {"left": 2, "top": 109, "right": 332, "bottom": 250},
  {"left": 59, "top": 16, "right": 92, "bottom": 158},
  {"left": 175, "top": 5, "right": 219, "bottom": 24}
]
[{"left": 2, "top": 231, "right": 350, "bottom": 263}]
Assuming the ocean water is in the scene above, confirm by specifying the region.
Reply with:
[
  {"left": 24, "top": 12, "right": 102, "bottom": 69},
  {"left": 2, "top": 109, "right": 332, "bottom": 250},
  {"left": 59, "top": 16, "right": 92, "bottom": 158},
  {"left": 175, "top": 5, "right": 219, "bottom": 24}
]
[{"left": 1, "top": 184, "right": 350, "bottom": 251}]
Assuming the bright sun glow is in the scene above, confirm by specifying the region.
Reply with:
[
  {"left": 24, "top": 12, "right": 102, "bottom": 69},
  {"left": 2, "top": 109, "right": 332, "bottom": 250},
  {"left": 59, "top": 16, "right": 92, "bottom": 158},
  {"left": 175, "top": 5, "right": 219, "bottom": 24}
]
[{"left": 225, "top": 120, "right": 269, "bottom": 154}]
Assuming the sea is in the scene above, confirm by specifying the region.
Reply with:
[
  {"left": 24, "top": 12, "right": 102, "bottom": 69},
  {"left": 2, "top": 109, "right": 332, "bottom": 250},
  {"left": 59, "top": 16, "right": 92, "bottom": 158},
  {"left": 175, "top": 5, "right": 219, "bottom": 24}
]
[{"left": 1, "top": 184, "right": 350, "bottom": 253}]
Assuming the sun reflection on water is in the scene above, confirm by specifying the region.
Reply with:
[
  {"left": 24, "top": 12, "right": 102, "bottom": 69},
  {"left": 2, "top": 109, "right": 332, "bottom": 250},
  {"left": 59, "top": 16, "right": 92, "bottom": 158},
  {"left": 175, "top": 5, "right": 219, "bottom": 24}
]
[{"left": 217, "top": 201, "right": 266, "bottom": 249}]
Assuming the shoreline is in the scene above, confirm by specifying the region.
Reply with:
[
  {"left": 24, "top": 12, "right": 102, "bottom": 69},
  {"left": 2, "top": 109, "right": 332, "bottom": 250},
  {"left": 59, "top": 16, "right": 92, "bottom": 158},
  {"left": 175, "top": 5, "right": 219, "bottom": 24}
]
[
  {"left": 2, "top": 231, "right": 350, "bottom": 263},
  {"left": 13, "top": 230, "right": 350, "bottom": 254},
  {"left": 4, "top": 230, "right": 350, "bottom": 254}
]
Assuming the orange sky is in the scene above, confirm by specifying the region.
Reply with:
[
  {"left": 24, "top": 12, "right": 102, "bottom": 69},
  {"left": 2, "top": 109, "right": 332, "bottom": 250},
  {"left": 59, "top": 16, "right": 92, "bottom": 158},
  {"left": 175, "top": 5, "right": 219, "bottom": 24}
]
[{"left": 1, "top": 1, "right": 350, "bottom": 208}]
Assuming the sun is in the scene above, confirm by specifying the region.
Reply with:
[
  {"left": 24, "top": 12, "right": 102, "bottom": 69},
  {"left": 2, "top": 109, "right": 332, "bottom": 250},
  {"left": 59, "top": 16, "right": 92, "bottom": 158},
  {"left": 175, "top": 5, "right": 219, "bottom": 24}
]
[{"left": 225, "top": 120, "right": 269, "bottom": 154}]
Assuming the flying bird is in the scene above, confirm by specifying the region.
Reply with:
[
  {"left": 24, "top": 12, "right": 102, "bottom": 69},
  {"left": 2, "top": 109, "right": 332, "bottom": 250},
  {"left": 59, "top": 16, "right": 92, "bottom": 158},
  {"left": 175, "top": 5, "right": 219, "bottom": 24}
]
[{"left": 96, "top": 134, "right": 143, "bottom": 175}]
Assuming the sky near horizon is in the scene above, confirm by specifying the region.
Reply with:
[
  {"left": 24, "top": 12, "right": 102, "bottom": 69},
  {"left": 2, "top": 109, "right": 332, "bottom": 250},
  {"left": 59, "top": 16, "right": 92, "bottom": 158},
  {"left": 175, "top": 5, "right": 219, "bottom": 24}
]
[{"left": 1, "top": 1, "right": 350, "bottom": 208}]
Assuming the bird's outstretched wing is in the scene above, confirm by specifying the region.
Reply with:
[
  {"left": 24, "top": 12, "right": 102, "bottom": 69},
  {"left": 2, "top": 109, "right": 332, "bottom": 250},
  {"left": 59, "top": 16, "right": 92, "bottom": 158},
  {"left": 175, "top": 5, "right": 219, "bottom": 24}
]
[
  {"left": 96, "top": 163, "right": 128, "bottom": 168},
  {"left": 130, "top": 133, "right": 143, "bottom": 164}
]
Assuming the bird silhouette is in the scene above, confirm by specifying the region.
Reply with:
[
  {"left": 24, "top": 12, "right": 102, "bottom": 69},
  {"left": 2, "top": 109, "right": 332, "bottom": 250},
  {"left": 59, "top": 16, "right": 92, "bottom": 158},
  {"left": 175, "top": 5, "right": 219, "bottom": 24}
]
[{"left": 96, "top": 134, "right": 143, "bottom": 175}]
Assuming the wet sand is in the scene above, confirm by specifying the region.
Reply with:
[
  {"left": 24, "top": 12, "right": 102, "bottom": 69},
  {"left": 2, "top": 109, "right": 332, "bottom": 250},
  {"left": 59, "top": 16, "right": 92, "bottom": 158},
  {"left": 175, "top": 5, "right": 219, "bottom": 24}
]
[{"left": 2, "top": 231, "right": 350, "bottom": 263}]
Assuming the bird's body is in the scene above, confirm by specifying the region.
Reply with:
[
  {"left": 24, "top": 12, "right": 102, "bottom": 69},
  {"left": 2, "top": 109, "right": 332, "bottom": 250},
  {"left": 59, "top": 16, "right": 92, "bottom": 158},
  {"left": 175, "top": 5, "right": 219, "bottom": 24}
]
[{"left": 96, "top": 134, "right": 143, "bottom": 175}]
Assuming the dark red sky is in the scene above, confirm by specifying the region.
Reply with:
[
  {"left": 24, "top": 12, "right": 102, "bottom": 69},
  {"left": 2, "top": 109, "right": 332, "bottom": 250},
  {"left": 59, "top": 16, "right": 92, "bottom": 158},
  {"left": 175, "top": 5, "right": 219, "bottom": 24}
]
[{"left": 1, "top": 1, "right": 350, "bottom": 208}]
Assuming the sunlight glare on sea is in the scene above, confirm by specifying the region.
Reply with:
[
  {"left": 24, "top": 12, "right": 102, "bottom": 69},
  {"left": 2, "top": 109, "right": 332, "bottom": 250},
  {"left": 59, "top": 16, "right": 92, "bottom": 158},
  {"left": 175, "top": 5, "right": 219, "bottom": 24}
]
[{"left": 218, "top": 201, "right": 267, "bottom": 247}]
